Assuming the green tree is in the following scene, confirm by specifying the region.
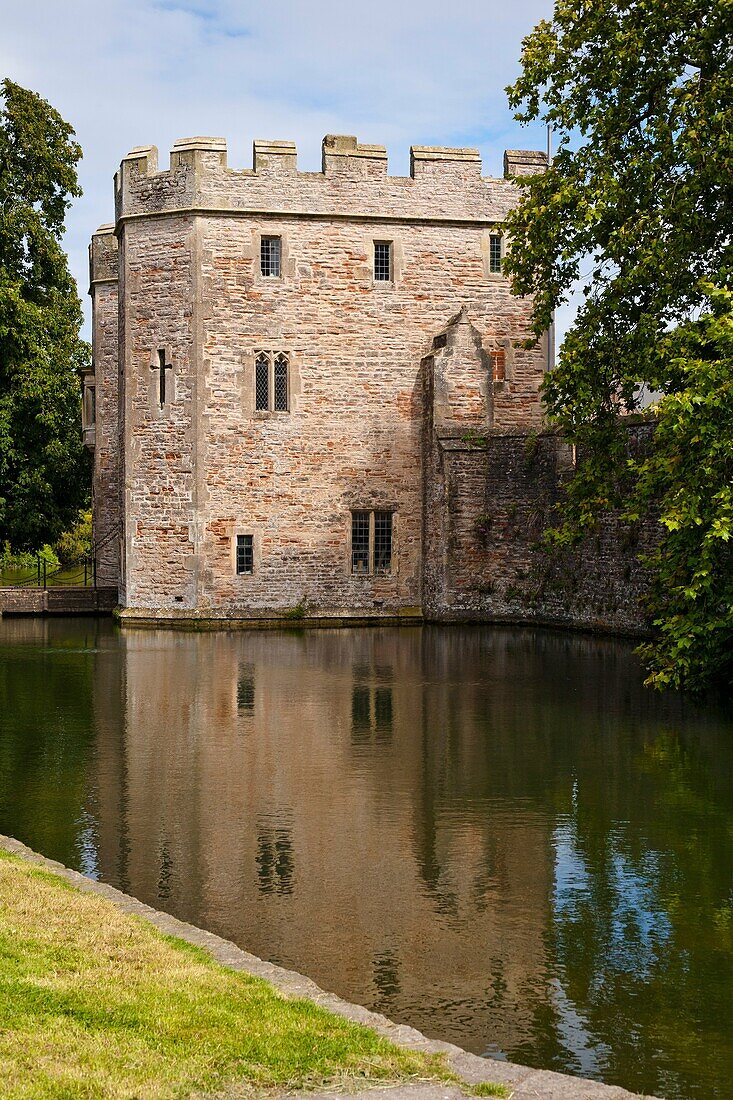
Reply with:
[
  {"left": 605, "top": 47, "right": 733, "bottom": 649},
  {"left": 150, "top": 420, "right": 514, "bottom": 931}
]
[
  {"left": 503, "top": 0, "right": 733, "bottom": 691},
  {"left": 0, "top": 78, "right": 89, "bottom": 551}
]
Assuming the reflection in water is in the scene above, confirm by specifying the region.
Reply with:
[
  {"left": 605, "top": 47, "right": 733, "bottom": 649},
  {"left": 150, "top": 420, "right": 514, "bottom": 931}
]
[
  {"left": 237, "top": 667, "right": 255, "bottom": 713},
  {"left": 0, "top": 617, "right": 732, "bottom": 1100},
  {"left": 256, "top": 821, "right": 295, "bottom": 897},
  {"left": 372, "top": 949, "right": 401, "bottom": 1012}
]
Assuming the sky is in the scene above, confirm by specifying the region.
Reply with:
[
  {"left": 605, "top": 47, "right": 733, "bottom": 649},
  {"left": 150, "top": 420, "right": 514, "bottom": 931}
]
[{"left": 1, "top": 0, "right": 566, "bottom": 339}]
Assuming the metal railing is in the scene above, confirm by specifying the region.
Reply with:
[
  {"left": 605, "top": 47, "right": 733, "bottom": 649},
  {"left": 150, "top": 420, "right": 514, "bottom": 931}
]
[{"left": 0, "top": 527, "right": 118, "bottom": 589}]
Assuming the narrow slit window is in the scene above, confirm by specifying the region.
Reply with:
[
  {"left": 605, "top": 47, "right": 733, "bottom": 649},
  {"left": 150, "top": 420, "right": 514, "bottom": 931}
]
[
  {"left": 374, "top": 241, "right": 392, "bottom": 282},
  {"left": 260, "top": 236, "right": 282, "bottom": 277},
  {"left": 491, "top": 348, "right": 506, "bottom": 381},
  {"left": 255, "top": 353, "right": 269, "bottom": 410},
  {"left": 351, "top": 512, "right": 370, "bottom": 574},
  {"left": 273, "top": 353, "right": 289, "bottom": 411},
  {"left": 489, "top": 233, "right": 502, "bottom": 274},
  {"left": 374, "top": 512, "right": 393, "bottom": 574},
  {"left": 84, "top": 385, "right": 96, "bottom": 427},
  {"left": 236, "top": 534, "right": 254, "bottom": 575}
]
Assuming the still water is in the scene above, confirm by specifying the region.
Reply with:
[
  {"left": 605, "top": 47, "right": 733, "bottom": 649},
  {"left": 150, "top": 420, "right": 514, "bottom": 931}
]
[{"left": 1, "top": 617, "right": 732, "bottom": 1099}]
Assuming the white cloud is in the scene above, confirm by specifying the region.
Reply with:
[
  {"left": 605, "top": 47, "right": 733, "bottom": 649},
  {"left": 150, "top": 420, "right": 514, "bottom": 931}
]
[{"left": 1, "top": 0, "right": 555, "bottom": 336}]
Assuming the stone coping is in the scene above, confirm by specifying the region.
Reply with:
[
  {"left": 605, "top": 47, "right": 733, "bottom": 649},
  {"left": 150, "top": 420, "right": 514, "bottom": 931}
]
[{"left": 0, "top": 834, "right": 659, "bottom": 1100}]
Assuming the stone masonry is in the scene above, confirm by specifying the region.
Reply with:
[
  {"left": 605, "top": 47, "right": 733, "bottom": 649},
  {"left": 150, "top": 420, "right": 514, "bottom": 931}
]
[
  {"left": 87, "top": 134, "right": 550, "bottom": 619},
  {"left": 88, "top": 133, "right": 653, "bottom": 631}
]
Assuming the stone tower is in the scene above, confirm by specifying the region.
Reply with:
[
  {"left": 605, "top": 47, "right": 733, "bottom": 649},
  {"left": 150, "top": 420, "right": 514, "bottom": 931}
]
[{"left": 86, "top": 135, "right": 548, "bottom": 621}]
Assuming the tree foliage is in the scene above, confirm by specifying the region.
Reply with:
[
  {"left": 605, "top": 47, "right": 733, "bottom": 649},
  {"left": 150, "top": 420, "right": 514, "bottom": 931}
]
[
  {"left": 0, "top": 78, "right": 89, "bottom": 551},
  {"left": 504, "top": 0, "right": 733, "bottom": 691}
]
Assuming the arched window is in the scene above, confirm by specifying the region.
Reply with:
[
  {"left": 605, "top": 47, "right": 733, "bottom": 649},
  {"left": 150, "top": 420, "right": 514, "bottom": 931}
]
[
  {"left": 254, "top": 351, "right": 290, "bottom": 413},
  {"left": 255, "top": 353, "right": 269, "bottom": 410},
  {"left": 273, "top": 354, "right": 289, "bottom": 411}
]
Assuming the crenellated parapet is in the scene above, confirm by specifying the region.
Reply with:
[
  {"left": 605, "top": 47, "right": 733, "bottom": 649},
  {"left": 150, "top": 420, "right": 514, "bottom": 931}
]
[
  {"left": 503, "top": 149, "right": 547, "bottom": 178},
  {"left": 113, "top": 134, "right": 547, "bottom": 226},
  {"left": 88, "top": 224, "right": 118, "bottom": 286}
]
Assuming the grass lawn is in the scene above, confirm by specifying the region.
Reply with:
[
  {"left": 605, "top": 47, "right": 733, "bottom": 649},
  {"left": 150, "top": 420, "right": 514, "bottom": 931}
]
[{"left": 0, "top": 849, "right": 450, "bottom": 1099}]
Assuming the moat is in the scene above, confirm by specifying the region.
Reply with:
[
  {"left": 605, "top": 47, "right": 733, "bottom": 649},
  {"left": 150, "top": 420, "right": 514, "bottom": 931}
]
[{"left": 1, "top": 617, "right": 731, "bottom": 1100}]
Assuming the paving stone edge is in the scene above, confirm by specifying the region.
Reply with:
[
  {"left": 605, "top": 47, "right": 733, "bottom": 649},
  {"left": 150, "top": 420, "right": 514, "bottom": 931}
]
[{"left": 0, "top": 834, "right": 659, "bottom": 1100}]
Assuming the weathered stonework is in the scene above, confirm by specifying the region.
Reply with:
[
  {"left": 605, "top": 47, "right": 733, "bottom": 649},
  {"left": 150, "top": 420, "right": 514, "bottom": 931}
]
[
  {"left": 87, "top": 226, "right": 121, "bottom": 587},
  {"left": 90, "top": 132, "right": 653, "bottom": 632},
  {"left": 423, "top": 425, "right": 657, "bottom": 635},
  {"left": 90, "top": 133, "right": 549, "bottom": 619}
]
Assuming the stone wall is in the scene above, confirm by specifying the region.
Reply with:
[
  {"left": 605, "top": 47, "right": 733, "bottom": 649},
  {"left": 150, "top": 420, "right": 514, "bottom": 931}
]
[
  {"left": 424, "top": 426, "right": 658, "bottom": 636},
  {"left": 96, "top": 132, "right": 655, "bottom": 635},
  {"left": 88, "top": 227, "right": 121, "bottom": 586},
  {"left": 0, "top": 588, "right": 118, "bottom": 615},
  {"left": 109, "top": 134, "right": 548, "bottom": 615}
]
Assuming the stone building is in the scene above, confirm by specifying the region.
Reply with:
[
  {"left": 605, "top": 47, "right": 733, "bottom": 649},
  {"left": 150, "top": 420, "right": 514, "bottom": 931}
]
[{"left": 86, "top": 132, "right": 554, "bottom": 623}]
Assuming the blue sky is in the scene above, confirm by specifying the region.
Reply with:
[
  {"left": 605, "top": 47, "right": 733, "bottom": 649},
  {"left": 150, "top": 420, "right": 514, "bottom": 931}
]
[{"left": 2, "top": 0, "right": 559, "bottom": 337}]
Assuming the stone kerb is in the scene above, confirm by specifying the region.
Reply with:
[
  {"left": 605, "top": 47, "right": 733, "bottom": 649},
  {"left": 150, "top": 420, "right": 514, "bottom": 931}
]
[
  {"left": 112, "top": 134, "right": 546, "bottom": 224},
  {"left": 0, "top": 834, "right": 661, "bottom": 1100}
]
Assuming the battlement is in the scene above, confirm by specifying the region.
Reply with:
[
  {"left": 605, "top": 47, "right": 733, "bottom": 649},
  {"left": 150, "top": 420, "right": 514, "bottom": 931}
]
[
  {"left": 113, "top": 134, "right": 547, "bottom": 227},
  {"left": 89, "top": 224, "right": 118, "bottom": 286},
  {"left": 503, "top": 149, "right": 547, "bottom": 178}
]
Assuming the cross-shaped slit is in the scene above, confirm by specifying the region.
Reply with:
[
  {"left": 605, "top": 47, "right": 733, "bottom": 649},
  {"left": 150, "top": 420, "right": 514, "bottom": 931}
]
[{"left": 157, "top": 348, "right": 172, "bottom": 407}]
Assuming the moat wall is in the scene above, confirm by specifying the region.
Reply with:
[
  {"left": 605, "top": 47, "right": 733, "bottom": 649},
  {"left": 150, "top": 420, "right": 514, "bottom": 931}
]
[{"left": 425, "top": 425, "right": 657, "bottom": 637}]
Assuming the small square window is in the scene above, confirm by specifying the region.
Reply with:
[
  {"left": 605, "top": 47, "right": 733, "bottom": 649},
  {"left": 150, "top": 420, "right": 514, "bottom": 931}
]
[
  {"left": 489, "top": 233, "right": 502, "bottom": 274},
  {"left": 261, "top": 236, "right": 281, "bottom": 277},
  {"left": 236, "top": 534, "right": 254, "bottom": 575},
  {"left": 374, "top": 241, "right": 392, "bottom": 282}
]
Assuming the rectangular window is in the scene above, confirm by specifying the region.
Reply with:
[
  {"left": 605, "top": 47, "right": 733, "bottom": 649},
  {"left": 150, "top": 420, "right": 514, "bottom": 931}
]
[
  {"left": 236, "top": 534, "right": 254, "bottom": 575},
  {"left": 489, "top": 233, "right": 502, "bottom": 274},
  {"left": 374, "top": 241, "right": 392, "bottom": 282},
  {"left": 373, "top": 512, "right": 392, "bottom": 574},
  {"left": 351, "top": 512, "right": 370, "bottom": 574},
  {"left": 260, "top": 236, "right": 281, "bottom": 277},
  {"left": 351, "top": 510, "right": 394, "bottom": 575}
]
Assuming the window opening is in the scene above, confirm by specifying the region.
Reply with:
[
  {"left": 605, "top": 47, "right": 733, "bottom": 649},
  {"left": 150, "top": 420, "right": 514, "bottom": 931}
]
[
  {"left": 255, "top": 353, "right": 269, "bottom": 410},
  {"left": 374, "top": 241, "right": 392, "bottom": 281},
  {"left": 260, "top": 236, "right": 282, "bottom": 277},
  {"left": 273, "top": 353, "right": 289, "bottom": 411},
  {"left": 254, "top": 351, "right": 291, "bottom": 413},
  {"left": 236, "top": 534, "right": 254, "bottom": 575},
  {"left": 351, "top": 511, "right": 370, "bottom": 574},
  {"left": 374, "top": 512, "right": 393, "bottom": 574},
  {"left": 489, "top": 233, "right": 502, "bottom": 274},
  {"left": 351, "top": 510, "right": 394, "bottom": 575},
  {"left": 490, "top": 348, "right": 506, "bottom": 381},
  {"left": 157, "top": 347, "right": 172, "bottom": 406},
  {"left": 84, "top": 385, "right": 96, "bottom": 427}
]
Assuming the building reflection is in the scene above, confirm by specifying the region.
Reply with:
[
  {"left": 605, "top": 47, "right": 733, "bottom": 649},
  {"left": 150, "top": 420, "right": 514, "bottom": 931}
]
[
  {"left": 90, "top": 627, "right": 560, "bottom": 1053},
  {"left": 6, "top": 616, "right": 733, "bottom": 1096},
  {"left": 81, "top": 622, "right": 733, "bottom": 1098}
]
